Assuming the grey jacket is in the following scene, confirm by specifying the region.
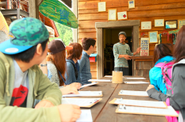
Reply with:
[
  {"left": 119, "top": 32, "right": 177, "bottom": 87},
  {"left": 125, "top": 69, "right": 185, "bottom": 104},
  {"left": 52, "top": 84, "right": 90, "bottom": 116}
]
[{"left": 148, "top": 59, "right": 185, "bottom": 119}]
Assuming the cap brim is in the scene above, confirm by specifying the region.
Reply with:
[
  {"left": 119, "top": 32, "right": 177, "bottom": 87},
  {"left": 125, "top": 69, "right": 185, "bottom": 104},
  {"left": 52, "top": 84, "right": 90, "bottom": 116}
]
[
  {"left": 0, "top": 39, "right": 32, "bottom": 55},
  {"left": 65, "top": 46, "right": 73, "bottom": 50}
]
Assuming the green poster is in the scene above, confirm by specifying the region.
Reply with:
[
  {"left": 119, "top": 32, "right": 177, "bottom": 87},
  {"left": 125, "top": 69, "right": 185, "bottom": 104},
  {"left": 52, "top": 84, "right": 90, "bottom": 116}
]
[{"left": 39, "top": 0, "right": 78, "bottom": 28}]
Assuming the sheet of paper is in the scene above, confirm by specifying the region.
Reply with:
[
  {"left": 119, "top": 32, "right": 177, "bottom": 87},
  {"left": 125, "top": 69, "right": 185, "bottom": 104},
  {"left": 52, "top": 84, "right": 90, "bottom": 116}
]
[
  {"left": 104, "top": 75, "right": 112, "bottom": 78},
  {"left": 124, "top": 81, "right": 149, "bottom": 84},
  {"left": 62, "top": 98, "right": 101, "bottom": 107},
  {"left": 141, "top": 21, "right": 152, "bottom": 30},
  {"left": 80, "top": 82, "right": 98, "bottom": 89},
  {"left": 98, "top": 2, "right": 106, "bottom": 12},
  {"left": 63, "top": 91, "right": 103, "bottom": 97},
  {"left": 114, "top": 99, "right": 167, "bottom": 108},
  {"left": 117, "top": 105, "right": 178, "bottom": 117},
  {"left": 119, "top": 90, "right": 148, "bottom": 96},
  {"left": 88, "top": 79, "right": 111, "bottom": 82},
  {"left": 124, "top": 77, "right": 146, "bottom": 80},
  {"left": 77, "top": 109, "right": 93, "bottom": 122}
]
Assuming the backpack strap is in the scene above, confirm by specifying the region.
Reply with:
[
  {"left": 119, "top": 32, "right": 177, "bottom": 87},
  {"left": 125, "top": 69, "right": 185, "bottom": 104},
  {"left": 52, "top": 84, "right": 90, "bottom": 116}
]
[
  {"left": 67, "top": 61, "right": 78, "bottom": 80},
  {"left": 155, "top": 62, "right": 166, "bottom": 67}
]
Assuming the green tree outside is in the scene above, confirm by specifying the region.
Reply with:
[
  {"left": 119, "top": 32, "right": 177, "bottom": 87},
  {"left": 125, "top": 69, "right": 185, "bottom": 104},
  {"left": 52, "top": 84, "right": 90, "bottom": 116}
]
[{"left": 49, "top": 21, "right": 73, "bottom": 46}]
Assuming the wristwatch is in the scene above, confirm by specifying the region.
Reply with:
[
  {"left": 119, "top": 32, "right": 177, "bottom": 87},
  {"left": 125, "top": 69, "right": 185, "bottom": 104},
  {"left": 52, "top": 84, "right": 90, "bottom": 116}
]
[{"left": 40, "top": 64, "right": 47, "bottom": 67}]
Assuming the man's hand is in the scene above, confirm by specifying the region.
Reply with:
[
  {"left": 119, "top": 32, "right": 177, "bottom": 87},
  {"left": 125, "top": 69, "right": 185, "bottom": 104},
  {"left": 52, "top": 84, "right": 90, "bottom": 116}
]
[
  {"left": 136, "top": 47, "right": 141, "bottom": 54},
  {"left": 35, "top": 100, "right": 54, "bottom": 109},
  {"left": 123, "top": 55, "right": 132, "bottom": 60},
  {"left": 146, "top": 84, "right": 155, "bottom": 91},
  {"left": 58, "top": 104, "right": 81, "bottom": 122},
  {"left": 60, "top": 84, "right": 80, "bottom": 95}
]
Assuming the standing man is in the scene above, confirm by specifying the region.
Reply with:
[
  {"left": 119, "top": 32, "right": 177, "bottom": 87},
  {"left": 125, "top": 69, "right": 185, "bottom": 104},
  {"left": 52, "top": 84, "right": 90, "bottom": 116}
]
[
  {"left": 113, "top": 31, "right": 141, "bottom": 75},
  {"left": 79, "top": 38, "right": 96, "bottom": 85}
]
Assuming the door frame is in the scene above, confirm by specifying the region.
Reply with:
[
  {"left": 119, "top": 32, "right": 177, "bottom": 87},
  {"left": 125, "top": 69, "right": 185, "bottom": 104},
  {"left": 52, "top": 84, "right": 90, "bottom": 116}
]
[{"left": 95, "top": 20, "right": 140, "bottom": 78}]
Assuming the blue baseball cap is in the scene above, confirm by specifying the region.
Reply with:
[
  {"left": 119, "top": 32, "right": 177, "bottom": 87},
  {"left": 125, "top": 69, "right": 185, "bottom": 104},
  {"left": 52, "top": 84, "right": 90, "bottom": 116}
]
[{"left": 0, "top": 17, "right": 49, "bottom": 55}]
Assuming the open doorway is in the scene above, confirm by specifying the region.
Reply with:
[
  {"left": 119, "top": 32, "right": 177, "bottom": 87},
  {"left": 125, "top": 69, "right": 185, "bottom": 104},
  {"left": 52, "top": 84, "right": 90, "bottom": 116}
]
[{"left": 103, "top": 27, "right": 133, "bottom": 76}]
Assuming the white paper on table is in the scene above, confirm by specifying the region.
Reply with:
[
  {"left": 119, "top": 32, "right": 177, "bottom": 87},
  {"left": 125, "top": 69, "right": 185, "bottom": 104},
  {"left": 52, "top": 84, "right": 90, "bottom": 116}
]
[
  {"left": 62, "top": 91, "right": 103, "bottom": 97},
  {"left": 80, "top": 82, "right": 98, "bottom": 89},
  {"left": 62, "top": 98, "right": 101, "bottom": 107},
  {"left": 77, "top": 109, "right": 93, "bottom": 122},
  {"left": 104, "top": 75, "right": 112, "bottom": 78},
  {"left": 124, "top": 81, "right": 149, "bottom": 84},
  {"left": 117, "top": 105, "right": 178, "bottom": 117},
  {"left": 124, "top": 77, "right": 146, "bottom": 80},
  {"left": 88, "top": 79, "right": 111, "bottom": 82},
  {"left": 119, "top": 90, "right": 148, "bottom": 96},
  {"left": 114, "top": 99, "right": 167, "bottom": 108}
]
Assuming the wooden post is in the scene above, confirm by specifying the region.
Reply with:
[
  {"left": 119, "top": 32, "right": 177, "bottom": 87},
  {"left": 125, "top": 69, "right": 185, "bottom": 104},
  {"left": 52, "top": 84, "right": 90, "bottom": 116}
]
[
  {"left": 72, "top": 0, "right": 78, "bottom": 42},
  {"left": 29, "top": 0, "right": 43, "bottom": 19}
]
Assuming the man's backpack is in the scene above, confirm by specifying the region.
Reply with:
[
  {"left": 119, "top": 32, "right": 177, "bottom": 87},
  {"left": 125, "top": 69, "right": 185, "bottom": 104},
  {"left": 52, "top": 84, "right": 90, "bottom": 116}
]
[{"left": 155, "top": 61, "right": 174, "bottom": 96}]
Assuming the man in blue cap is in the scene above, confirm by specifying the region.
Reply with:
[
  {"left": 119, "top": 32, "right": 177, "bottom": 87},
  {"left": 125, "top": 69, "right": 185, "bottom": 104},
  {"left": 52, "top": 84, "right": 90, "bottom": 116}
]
[
  {"left": 113, "top": 31, "right": 141, "bottom": 75},
  {"left": 0, "top": 17, "right": 81, "bottom": 122}
]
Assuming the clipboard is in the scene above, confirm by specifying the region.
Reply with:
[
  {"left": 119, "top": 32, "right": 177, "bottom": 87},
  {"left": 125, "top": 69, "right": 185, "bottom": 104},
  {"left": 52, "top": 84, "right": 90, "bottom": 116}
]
[
  {"left": 88, "top": 79, "right": 111, "bottom": 82},
  {"left": 124, "top": 81, "right": 149, "bottom": 84},
  {"left": 62, "top": 98, "right": 102, "bottom": 108},
  {"left": 80, "top": 82, "right": 99, "bottom": 89},
  {"left": 116, "top": 105, "right": 178, "bottom": 117},
  {"left": 62, "top": 91, "right": 103, "bottom": 97},
  {"left": 109, "top": 98, "right": 168, "bottom": 109},
  {"left": 119, "top": 90, "right": 148, "bottom": 97}
]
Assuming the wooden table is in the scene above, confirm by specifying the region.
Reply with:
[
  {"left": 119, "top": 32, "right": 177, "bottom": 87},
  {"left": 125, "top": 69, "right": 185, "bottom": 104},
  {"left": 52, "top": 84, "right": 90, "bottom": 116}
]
[{"left": 81, "top": 78, "right": 167, "bottom": 122}]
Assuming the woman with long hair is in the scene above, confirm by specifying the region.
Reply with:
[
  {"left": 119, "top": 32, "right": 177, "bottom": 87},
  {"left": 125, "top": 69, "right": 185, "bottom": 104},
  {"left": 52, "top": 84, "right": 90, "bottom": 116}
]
[
  {"left": 65, "top": 42, "right": 83, "bottom": 85},
  {"left": 166, "top": 25, "right": 185, "bottom": 121},
  {"left": 146, "top": 43, "right": 174, "bottom": 101},
  {"left": 40, "top": 39, "right": 81, "bottom": 94}
]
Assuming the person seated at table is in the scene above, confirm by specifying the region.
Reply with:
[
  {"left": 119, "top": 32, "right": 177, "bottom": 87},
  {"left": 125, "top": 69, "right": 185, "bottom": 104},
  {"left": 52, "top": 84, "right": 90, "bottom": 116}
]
[
  {"left": 78, "top": 38, "right": 96, "bottom": 85},
  {"left": 166, "top": 26, "right": 185, "bottom": 121},
  {"left": 39, "top": 39, "right": 81, "bottom": 95},
  {"left": 146, "top": 43, "right": 174, "bottom": 101},
  {"left": 65, "top": 42, "right": 83, "bottom": 85},
  {"left": 0, "top": 17, "right": 81, "bottom": 122}
]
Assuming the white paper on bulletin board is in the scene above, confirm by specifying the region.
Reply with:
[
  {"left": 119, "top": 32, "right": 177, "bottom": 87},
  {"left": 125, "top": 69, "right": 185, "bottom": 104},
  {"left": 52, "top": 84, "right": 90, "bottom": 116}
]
[
  {"left": 108, "top": 9, "right": 116, "bottom": 20},
  {"left": 98, "top": 2, "right": 106, "bottom": 12},
  {"left": 140, "top": 38, "right": 149, "bottom": 56},
  {"left": 178, "top": 20, "right": 185, "bottom": 29},
  {"left": 141, "top": 21, "right": 152, "bottom": 30},
  {"left": 155, "top": 19, "right": 164, "bottom": 27},
  {"left": 118, "top": 11, "right": 127, "bottom": 20}
]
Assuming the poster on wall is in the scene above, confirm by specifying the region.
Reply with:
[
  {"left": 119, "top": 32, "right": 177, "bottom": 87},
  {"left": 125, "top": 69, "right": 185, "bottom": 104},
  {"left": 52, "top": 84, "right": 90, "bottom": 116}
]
[
  {"left": 128, "top": 0, "right": 135, "bottom": 9},
  {"left": 140, "top": 38, "right": 149, "bottom": 56},
  {"left": 178, "top": 20, "right": 185, "bottom": 29},
  {"left": 108, "top": 9, "right": 117, "bottom": 20},
  {"left": 149, "top": 31, "right": 158, "bottom": 43},
  {"left": 141, "top": 21, "right": 152, "bottom": 30},
  {"left": 155, "top": 19, "right": 164, "bottom": 27},
  {"left": 118, "top": 11, "right": 127, "bottom": 20},
  {"left": 98, "top": 2, "right": 106, "bottom": 12}
]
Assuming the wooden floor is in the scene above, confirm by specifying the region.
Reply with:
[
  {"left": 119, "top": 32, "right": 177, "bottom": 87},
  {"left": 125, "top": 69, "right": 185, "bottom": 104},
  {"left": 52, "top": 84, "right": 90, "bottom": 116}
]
[{"left": 80, "top": 77, "right": 167, "bottom": 122}]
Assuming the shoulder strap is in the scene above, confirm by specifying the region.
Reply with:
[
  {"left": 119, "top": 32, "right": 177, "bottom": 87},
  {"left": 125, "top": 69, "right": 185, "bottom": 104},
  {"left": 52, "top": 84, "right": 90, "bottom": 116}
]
[
  {"left": 155, "top": 62, "right": 166, "bottom": 67},
  {"left": 58, "top": 71, "right": 66, "bottom": 83},
  {"left": 67, "top": 61, "right": 78, "bottom": 80}
]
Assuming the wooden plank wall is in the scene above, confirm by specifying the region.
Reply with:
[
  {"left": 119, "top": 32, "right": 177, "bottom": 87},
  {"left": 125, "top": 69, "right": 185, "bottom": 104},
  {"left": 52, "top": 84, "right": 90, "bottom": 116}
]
[{"left": 78, "top": 0, "right": 185, "bottom": 78}]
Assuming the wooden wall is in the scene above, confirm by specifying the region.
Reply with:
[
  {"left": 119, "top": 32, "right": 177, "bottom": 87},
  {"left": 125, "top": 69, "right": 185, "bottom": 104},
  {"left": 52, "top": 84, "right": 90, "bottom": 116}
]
[{"left": 78, "top": 0, "right": 185, "bottom": 78}]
